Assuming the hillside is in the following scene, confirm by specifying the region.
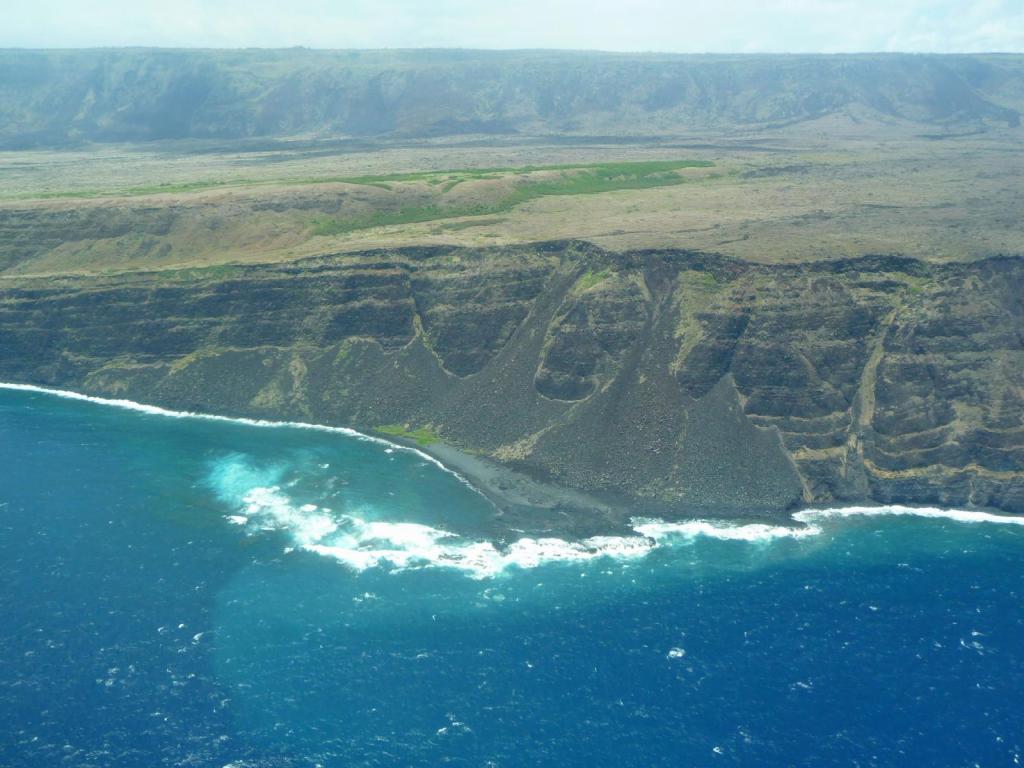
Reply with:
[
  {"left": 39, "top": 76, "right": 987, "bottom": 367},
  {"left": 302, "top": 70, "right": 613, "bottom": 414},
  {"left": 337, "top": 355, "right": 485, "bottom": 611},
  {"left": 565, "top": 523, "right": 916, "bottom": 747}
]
[
  {"left": 0, "top": 49, "right": 1021, "bottom": 521},
  {"left": 2, "top": 243, "right": 1021, "bottom": 519},
  {"left": 1, "top": 49, "right": 1022, "bottom": 148}
]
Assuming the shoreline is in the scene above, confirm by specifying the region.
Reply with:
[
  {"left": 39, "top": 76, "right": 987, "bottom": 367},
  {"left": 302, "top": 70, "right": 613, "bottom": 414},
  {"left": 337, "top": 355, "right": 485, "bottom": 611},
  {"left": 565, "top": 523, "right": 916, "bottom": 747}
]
[
  {"left": 385, "top": 438, "right": 636, "bottom": 540},
  {"left": 0, "top": 380, "right": 628, "bottom": 536},
  {"left": 3, "top": 381, "right": 1023, "bottom": 541}
]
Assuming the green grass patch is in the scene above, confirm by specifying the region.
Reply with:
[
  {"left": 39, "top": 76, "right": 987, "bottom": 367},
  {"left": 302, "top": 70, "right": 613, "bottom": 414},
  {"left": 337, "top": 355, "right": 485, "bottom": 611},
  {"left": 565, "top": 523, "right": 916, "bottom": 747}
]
[
  {"left": 375, "top": 424, "right": 441, "bottom": 446},
  {"left": 14, "top": 158, "right": 714, "bottom": 202},
  {"left": 574, "top": 268, "right": 612, "bottom": 293},
  {"left": 308, "top": 160, "right": 712, "bottom": 189},
  {"left": 22, "top": 178, "right": 259, "bottom": 200},
  {"left": 903, "top": 274, "right": 935, "bottom": 294},
  {"left": 695, "top": 271, "right": 720, "bottom": 289},
  {"left": 310, "top": 159, "right": 714, "bottom": 236}
]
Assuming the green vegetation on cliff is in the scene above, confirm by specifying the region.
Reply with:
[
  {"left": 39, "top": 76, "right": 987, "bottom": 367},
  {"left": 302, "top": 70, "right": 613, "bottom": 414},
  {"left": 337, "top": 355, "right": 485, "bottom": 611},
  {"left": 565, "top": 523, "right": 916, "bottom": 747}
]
[
  {"left": 1, "top": 48, "right": 1022, "bottom": 524},
  {"left": 2, "top": 243, "right": 1020, "bottom": 516},
  {"left": 573, "top": 268, "right": 613, "bottom": 293},
  {"left": 375, "top": 424, "right": 441, "bottom": 446}
]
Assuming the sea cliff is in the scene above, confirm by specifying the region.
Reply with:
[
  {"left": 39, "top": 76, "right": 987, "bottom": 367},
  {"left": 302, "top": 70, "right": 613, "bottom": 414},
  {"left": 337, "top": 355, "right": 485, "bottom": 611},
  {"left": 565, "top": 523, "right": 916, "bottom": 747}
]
[{"left": 2, "top": 241, "right": 1021, "bottom": 516}]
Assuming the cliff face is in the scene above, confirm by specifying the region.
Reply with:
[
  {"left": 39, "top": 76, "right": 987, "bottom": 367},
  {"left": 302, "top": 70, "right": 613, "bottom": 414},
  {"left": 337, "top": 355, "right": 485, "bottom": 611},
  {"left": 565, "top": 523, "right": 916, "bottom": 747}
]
[{"left": 2, "top": 242, "right": 1022, "bottom": 516}]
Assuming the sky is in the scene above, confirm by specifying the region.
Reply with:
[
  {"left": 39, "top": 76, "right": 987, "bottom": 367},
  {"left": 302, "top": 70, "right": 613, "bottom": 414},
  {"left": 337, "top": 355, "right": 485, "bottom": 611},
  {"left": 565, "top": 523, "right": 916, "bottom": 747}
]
[{"left": 2, "top": 0, "right": 1022, "bottom": 53}]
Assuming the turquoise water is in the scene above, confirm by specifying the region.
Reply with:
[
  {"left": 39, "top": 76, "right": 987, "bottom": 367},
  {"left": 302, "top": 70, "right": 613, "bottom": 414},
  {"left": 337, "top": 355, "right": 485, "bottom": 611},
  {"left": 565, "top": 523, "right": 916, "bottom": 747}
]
[{"left": 1, "top": 385, "right": 1023, "bottom": 767}]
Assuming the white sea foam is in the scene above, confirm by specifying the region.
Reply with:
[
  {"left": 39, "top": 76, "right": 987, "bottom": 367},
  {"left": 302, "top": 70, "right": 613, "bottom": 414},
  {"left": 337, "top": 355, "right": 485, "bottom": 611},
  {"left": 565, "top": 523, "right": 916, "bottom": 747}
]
[
  {"left": 632, "top": 518, "right": 823, "bottom": 542},
  {"left": 235, "top": 481, "right": 656, "bottom": 578},
  {"left": 229, "top": 486, "right": 1024, "bottom": 578},
  {"left": 221, "top": 471, "right": 827, "bottom": 578},
  {"left": 7, "top": 382, "right": 1022, "bottom": 579},
  {"left": 793, "top": 504, "right": 1024, "bottom": 527},
  {"left": 0, "top": 382, "right": 467, "bottom": 483}
]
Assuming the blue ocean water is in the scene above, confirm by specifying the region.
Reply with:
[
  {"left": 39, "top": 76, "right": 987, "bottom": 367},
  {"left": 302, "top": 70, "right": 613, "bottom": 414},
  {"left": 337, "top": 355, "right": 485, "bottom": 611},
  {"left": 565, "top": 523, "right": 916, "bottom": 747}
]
[{"left": 1, "top": 386, "right": 1023, "bottom": 767}]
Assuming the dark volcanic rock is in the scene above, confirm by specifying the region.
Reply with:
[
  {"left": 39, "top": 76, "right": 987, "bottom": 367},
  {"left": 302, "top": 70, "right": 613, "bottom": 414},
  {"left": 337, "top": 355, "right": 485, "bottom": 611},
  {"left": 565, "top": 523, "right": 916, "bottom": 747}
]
[{"left": 1, "top": 243, "right": 1021, "bottom": 517}]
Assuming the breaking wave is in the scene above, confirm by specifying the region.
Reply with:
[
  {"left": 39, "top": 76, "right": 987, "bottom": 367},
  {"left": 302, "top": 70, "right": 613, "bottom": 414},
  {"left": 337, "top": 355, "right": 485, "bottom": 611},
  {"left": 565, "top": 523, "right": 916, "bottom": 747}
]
[
  {"left": 224, "top": 481, "right": 658, "bottom": 579},
  {"left": 0, "top": 382, "right": 460, "bottom": 477},
  {"left": 216, "top": 466, "right": 1024, "bottom": 579},
  {"left": 792, "top": 505, "right": 1024, "bottom": 527},
  {"left": 6, "top": 382, "right": 1023, "bottom": 580}
]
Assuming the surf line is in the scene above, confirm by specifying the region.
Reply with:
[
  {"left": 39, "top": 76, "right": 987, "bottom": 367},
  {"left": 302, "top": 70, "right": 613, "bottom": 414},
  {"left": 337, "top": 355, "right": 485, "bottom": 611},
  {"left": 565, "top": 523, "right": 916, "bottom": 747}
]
[
  {"left": 792, "top": 505, "right": 1024, "bottom": 527},
  {"left": 3, "top": 382, "right": 1022, "bottom": 540},
  {"left": 0, "top": 381, "right": 476, "bottom": 489}
]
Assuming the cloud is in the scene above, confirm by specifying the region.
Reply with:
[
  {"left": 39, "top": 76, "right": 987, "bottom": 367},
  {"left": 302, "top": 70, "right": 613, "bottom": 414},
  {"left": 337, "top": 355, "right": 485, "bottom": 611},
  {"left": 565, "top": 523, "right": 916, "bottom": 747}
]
[{"left": 2, "top": 0, "right": 1021, "bottom": 52}]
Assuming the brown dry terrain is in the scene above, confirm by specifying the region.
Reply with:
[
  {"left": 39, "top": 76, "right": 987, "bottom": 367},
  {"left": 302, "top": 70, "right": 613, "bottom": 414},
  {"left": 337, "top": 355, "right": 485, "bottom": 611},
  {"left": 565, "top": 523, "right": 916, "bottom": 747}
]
[
  {"left": 1, "top": 50, "right": 1021, "bottom": 521},
  {"left": 1, "top": 122, "right": 1021, "bottom": 277}
]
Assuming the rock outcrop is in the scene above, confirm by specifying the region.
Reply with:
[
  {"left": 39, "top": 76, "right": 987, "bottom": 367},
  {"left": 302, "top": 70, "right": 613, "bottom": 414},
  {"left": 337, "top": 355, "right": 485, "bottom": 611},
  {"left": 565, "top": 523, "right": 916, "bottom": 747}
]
[{"left": 2, "top": 242, "right": 1021, "bottom": 516}]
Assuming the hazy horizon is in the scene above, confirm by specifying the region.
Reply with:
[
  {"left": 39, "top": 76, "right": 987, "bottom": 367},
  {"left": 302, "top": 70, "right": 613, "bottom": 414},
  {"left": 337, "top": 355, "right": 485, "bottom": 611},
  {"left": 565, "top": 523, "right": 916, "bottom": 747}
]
[
  {"left": 2, "top": 46, "right": 1023, "bottom": 55},
  {"left": 3, "top": 0, "right": 1022, "bottom": 54}
]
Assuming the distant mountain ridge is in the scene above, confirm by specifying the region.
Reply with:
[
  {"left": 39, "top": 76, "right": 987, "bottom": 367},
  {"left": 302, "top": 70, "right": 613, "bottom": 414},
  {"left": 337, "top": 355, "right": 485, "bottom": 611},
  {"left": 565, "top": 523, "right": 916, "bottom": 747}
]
[{"left": 0, "top": 49, "right": 1021, "bottom": 147}]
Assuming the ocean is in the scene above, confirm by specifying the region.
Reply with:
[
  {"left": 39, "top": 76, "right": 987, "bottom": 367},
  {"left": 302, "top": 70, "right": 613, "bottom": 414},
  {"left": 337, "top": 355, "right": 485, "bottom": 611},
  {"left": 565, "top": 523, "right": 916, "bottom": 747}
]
[{"left": 1, "top": 384, "right": 1022, "bottom": 767}]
